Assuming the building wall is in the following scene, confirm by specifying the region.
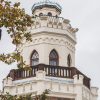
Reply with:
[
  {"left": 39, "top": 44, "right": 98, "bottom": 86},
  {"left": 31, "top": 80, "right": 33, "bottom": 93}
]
[
  {"left": 1, "top": 4, "right": 98, "bottom": 100},
  {"left": 19, "top": 15, "right": 77, "bottom": 67},
  {"left": 21, "top": 33, "right": 75, "bottom": 67},
  {"left": 2, "top": 71, "right": 98, "bottom": 100}
]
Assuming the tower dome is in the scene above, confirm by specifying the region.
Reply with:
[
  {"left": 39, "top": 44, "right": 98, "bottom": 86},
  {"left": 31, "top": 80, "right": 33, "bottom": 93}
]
[{"left": 32, "top": 0, "right": 62, "bottom": 16}]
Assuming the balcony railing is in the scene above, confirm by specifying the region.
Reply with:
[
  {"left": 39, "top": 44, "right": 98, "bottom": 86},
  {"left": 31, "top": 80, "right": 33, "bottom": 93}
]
[{"left": 8, "top": 64, "right": 90, "bottom": 89}]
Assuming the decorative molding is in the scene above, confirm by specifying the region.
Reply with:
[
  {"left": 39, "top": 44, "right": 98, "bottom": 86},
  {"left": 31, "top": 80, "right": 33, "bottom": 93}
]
[
  {"left": 31, "top": 16, "right": 78, "bottom": 37},
  {"left": 24, "top": 37, "right": 75, "bottom": 52}
]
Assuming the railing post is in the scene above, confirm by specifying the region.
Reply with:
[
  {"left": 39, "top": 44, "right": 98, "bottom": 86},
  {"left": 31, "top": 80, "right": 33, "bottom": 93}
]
[
  {"left": 71, "top": 67, "right": 77, "bottom": 78},
  {"left": 38, "top": 64, "right": 45, "bottom": 71},
  {"left": 9, "top": 69, "right": 15, "bottom": 80}
]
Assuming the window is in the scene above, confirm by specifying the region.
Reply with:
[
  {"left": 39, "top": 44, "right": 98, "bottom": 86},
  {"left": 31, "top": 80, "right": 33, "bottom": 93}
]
[
  {"left": 67, "top": 54, "right": 72, "bottom": 67},
  {"left": 49, "top": 49, "right": 59, "bottom": 66},
  {"left": 48, "top": 12, "right": 52, "bottom": 16},
  {"left": 31, "top": 50, "right": 39, "bottom": 66},
  {"left": 39, "top": 13, "right": 43, "bottom": 16}
]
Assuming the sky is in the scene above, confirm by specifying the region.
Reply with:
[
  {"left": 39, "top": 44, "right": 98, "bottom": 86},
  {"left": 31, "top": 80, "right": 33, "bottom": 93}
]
[{"left": 0, "top": 0, "right": 100, "bottom": 99}]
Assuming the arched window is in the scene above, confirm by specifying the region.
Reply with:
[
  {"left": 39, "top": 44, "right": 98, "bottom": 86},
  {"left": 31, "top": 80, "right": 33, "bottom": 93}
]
[
  {"left": 39, "top": 13, "right": 43, "bottom": 16},
  {"left": 67, "top": 54, "right": 72, "bottom": 67},
  {"left": 49, "top": 49, "right": 59, "bottom": 66},
  {"left": 48, "top": 12, "right": 52, "bottom": 16},
  {"left": 31, "top": 50, "right": 39, "bottom": 66}
]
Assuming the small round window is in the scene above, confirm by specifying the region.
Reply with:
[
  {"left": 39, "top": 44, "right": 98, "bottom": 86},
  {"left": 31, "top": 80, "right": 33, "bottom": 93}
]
[
  {"left": 39, "top": 13, "right": 43, "bottom": 16},
  {"left": 48, "top": 12, "right": 52, "bottom": 16}
]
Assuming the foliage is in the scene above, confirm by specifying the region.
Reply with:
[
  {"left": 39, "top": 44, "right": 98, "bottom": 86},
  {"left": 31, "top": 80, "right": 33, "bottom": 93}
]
[
  {"left": 0, "top": 0, "right": 34, "bottom": 68},
  {"left": 0, "top": 93, "right": 33, "bottom": 100},
  {"left": 35, "top": 89, "right": 50, "bottom": 100},
  {"left": 0, "top": 90, "right": 50, "bottom": 100}
]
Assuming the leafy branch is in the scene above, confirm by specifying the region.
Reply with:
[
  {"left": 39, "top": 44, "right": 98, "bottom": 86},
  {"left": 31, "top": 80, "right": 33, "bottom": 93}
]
[
  {"left": 0, "top": 0, "right": 34, "bottom": 68},
  {"left": 0, "top": 90, "right": 50, "bottom": 100}
]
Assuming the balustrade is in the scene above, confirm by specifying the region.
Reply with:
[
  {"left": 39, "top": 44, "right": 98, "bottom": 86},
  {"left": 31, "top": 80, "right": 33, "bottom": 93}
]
[{"left": 8, "top": 64, "right": 90, "bottom": 89}]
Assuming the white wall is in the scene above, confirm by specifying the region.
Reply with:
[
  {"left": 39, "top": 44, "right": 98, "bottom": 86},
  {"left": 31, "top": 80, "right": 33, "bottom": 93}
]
[
  {"left": 21, "top": 32, "right": 76, "bottom": 67},
  {"left": 2, "top": 72, "right": 98, "bottom": 100}
]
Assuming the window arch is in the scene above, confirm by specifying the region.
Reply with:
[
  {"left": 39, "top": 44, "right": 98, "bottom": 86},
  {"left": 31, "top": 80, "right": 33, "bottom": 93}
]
[
  {"left": 48, "top": 12, "right": 52, "bottom": 16},
  {"left": 31, "top": 50, "right": 39, "bottom": 66},
  {"left": 67, "top": 54, "right": 72, "bottom": 67},
  {"left": 49, "top": 49, "right": 59, "bottom": 66}
]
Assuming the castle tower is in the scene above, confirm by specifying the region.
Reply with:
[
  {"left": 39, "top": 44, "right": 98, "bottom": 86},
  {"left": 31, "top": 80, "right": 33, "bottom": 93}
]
[
  {"left": 2, "top": 0, "right": 98, "bottom": 100},
  {"left": 20, "top": 0, "right": 78, "bottom": 67}
]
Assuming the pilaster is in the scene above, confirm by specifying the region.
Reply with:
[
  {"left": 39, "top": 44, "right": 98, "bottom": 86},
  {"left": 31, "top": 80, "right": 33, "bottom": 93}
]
[
  {"left": 36, "top": 70, "right": 46, "bottom": 95},
  {"left": 74, "top": 74, "right": 84, "bottom": 100}
]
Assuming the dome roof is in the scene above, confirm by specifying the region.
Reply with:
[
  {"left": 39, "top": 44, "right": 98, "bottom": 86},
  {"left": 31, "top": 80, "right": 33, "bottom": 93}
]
[{"left": 32, "top": 0, "right": 62, "bottom": 14}]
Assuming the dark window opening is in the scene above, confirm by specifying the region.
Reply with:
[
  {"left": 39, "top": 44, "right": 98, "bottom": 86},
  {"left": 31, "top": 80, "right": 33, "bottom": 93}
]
[
  {"left": 31, "top": 50, "right": 39, "bottom": 66},
  {"left": 39, "top": 13, "right": 43, "bottom": 16},
  {"left": 35, "top": 15, "right": 37, "bottom": 17},
  {"left": 48, "top": 12, "right": 52, "bottom": 16},
  {"left": 67, "top": 54, "right": 72, "bottom": 67},
  {"left": 49, "top": 49, "right": 59, "bottom": 66}
]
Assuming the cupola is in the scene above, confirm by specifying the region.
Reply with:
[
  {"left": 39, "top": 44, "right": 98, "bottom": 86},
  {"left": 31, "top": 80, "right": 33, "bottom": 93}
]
[{"left": 32, "top": 0, "right": 62, "bottom": 17}]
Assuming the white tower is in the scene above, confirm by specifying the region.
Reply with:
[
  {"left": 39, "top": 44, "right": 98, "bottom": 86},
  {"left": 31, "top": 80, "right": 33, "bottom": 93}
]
[
  {"left": 2, "top": 0, "right": 98, "bottom": 100},
  {"left": 21, "top": 0, "right": 78, "bottom": 67}
]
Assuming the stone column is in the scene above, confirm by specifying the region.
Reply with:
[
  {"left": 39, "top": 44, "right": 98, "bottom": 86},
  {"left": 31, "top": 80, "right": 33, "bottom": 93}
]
[
  {"left": 36, "top": 70, "right": 46, "bottom": 95},
  {"left": 73, "top": 74, "right": 84, "bottom": 100}
]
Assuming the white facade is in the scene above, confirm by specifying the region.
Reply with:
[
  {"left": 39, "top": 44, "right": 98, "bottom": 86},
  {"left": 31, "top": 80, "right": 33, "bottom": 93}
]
[
  {"left": 3, "top": 71, "right": 98, "bottom": 100},
  {"left": 1, "top": 0, "right": 98, "bottom": 100},
  {"left": 20, "top": 15, "right": 77, "bottom": 67}
]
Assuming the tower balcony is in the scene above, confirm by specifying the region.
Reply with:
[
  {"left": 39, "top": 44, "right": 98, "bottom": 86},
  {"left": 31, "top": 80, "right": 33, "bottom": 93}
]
[{"left": 7, "top": 64, "right": 90, "bottom": 89}]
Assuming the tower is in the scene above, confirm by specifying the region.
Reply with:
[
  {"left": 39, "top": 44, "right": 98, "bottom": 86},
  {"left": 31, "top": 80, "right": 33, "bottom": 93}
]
[
  {"left": 20, "top": 0, "right": 78, "bottom": 67},
  {"left": 2, "top": 0, "right": 98, "bottom": 100}
]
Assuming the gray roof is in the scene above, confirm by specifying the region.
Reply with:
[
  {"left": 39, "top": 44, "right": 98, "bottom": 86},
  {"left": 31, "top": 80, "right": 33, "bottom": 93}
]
[{"left": 32, "top": 0, "right": 62, "bottom": 13}]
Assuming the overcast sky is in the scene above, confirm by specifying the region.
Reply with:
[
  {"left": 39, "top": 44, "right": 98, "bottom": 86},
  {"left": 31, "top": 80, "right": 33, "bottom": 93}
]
[{"left": 0, "top": 0, "right": 100, "bottom": 99}]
